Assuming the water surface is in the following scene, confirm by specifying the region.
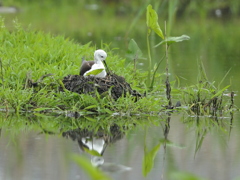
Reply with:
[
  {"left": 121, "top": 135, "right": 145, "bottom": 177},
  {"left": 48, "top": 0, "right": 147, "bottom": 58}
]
[{"left": 0, "top": 113, "right": 239, "bottom": 180}]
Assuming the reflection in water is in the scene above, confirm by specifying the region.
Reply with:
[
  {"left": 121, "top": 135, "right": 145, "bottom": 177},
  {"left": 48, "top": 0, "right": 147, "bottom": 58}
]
[
  {"left": 193, "top": 115, "right": 232, "bottom": 157},
  {"left": 159, "top": 112, "right": 237, "bottom": 180},
  {"left": 162, "top": 114, "right": 171, "bottom": 180},
  {"left": 229, "top": 112, "right": 234, "bottom": 137},
  {"left": 62, "top": 124, "right": 132, "bottom": 174},
  {"left": 164, "top": 114, "right": 171, "bottom": 143},
  {"left": 0, "top": 113, "right": 240, "bottom": 180}
]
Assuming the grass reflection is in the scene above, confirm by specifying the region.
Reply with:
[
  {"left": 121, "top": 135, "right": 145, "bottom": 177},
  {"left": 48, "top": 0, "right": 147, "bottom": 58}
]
[{"left": 181, "top": 114, "right": 232, "bottom": 157}]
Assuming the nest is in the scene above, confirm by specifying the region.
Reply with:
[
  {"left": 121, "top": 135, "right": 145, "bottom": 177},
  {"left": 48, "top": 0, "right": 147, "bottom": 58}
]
[
  {"left": 61, "top": 74, "right": 141, "bottom": 100},
  {"left": 62, "top": 124, "right": 125, "bottom": 145}
]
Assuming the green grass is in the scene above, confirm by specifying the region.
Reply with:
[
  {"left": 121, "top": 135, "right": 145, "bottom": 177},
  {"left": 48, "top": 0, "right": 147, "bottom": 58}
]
[
  {"left": 0, "top": 18, "right": 167, "bottom": 114},
  {"left": 0, "top": 18, "right": 236, "bottom": 116},
  {"left": 0, "top": 3, "right": 238, "bottom": 116}
]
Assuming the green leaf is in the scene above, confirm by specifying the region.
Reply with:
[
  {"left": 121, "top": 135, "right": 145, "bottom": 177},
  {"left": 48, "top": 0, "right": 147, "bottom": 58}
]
[
  {"left": 126, "top": 39, "right": 143, "bottom": 60},
  {"left": 71, "top": 154, "right": 111, "bottom": 180},
  {"left": 155, "top": 35, "right": 190, "bottom": 47},
  {"left": 85, "top": 116, "right": 97, "bottom": 122},
  {"left": 142, "top": 142, "right": 161, "bottom": 176},
  {"left": 103, "top": 108, "right": 113, "bottom": 115},
  {"left": 146, "top": 4, "right": 164, "bottom": 39},
  {"left": 210, "top": 85, "right": 230, "bottom": 99},
  {"left": 84, "top": 105, "right": 97, "bottom": 110},
  {"left": 85, "top": 68, "right": 104, "bottom": 76},
  {"left": 83, "top": 147, "right": 102, "bottom": 157}
]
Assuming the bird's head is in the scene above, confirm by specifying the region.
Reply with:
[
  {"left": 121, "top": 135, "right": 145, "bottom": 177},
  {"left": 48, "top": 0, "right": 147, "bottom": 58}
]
[{"left": 94, "top": 49, "right": 107, "bottom": 62}]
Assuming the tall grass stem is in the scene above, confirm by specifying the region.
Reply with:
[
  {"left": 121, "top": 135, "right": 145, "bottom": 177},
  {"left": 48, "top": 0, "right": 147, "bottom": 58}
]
[{"left": 147, "top": 34, "right": 152, "bottom": 87}]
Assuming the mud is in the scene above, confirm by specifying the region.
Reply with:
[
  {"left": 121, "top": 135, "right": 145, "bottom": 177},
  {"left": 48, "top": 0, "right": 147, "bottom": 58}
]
[{"left": 61, "top": 74, "right": 141, "bottom": 100}]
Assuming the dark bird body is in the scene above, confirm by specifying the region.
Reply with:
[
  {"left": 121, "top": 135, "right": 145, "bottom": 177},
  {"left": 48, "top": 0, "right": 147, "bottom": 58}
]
[
  {"left": 80, "top": 59, "right": 95, "bottom": 76},
  {"left": 79, "top": 49, "right": 108, "bottom": 78}
]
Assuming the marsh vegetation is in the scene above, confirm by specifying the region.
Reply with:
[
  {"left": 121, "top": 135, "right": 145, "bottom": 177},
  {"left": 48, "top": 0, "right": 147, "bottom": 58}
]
[{"left": 0, "top": 0, "right": 240, "bottom": 180}]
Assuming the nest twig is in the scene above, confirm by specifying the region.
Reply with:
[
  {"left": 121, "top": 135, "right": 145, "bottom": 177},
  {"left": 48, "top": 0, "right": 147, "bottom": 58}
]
[{"left": 61, "top": 74, "right": 141, "bottom": 100}]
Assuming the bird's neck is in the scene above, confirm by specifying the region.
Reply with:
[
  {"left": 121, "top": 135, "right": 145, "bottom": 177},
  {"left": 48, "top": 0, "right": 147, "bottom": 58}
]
[{"left": 94, "top": 59, "right": 103, "bottom": 65}]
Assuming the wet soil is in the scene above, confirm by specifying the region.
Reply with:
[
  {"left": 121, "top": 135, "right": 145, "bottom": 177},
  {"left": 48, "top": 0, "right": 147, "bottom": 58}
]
[{"left": 61, "top": 74, "right": 141, "bottom": 100}]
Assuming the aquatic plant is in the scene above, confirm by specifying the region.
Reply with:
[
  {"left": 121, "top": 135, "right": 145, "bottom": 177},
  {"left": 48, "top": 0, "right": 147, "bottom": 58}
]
[
  {"left": 179, "top": 61, "right": 235, "bottom": 116},
  {"left": 126, "top": 4, "right": 190, "bottom": 109},
  {"left": 126, "top": 3, "right": 236, "bottom": 116}
]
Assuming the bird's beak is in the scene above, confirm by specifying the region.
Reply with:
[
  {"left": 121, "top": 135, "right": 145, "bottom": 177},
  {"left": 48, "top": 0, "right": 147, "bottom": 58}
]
[{"left": 103, "top": 61, "right": 110, "bottom": 75}]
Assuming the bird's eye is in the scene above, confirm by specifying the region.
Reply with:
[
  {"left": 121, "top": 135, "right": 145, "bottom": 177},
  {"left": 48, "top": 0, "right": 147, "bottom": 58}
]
[{"left": 100, "top": 55, "right": 104, "bottom": 58}]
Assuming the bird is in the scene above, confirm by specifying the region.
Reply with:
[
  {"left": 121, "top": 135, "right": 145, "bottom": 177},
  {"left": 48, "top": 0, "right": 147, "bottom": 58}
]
[{"left": 80, "top": 49, "right": 108, "bottom": 78}]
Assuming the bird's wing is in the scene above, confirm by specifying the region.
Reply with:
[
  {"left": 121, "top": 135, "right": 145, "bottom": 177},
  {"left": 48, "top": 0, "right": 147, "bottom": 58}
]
[{"left": 80, "top": 60, "right": 95, "bottom": 76}]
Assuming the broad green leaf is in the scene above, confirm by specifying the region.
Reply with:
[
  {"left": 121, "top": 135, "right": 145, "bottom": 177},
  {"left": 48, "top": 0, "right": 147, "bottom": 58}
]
[
  {"left": 155, "top": 35, "right": 190, "bottom": 47},
  {"left": 142, "top": 142, "right": 161, "bottom": 176},
  {"left": 126, "top": 39, "right": 143, "bottom": 60},
  {"left": 146, "top": 4, "right": 164, "bottom": 39},
  {"left": 71, "top": 154, "right": 111, "bottom": 180},
  {"left": 83, "top": 147, "right": 102, "bottom": 157},
  {"left": 85, "top": 68, "right": 104, "bottom": 76}
]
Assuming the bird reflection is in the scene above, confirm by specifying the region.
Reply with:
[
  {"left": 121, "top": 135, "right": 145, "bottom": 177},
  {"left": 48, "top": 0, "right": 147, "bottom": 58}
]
[{"left": 62, "top": 124, "right": 132, "bottom": 173}]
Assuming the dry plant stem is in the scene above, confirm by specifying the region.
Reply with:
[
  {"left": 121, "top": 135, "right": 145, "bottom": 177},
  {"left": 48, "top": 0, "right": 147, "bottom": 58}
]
[
  {"left": 165, "top": 21, "right": 172, "bottom": 107},
  {"left": 229, "top": 91, "right": 234, "bottom": 109}
]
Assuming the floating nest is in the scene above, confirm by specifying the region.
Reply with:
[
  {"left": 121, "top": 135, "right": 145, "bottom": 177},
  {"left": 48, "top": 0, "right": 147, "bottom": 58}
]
[{"left": 61, "top": 73, "right": 141, "bottom": 100}]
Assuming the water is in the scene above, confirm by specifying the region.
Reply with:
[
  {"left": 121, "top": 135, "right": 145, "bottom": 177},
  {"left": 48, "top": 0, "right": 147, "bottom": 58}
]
[
  {"left": 0, "top": 113, "right": 239, "bottom": 180},
  {"left": 1, "top": 2, "right": 240, "bottom": 180}
]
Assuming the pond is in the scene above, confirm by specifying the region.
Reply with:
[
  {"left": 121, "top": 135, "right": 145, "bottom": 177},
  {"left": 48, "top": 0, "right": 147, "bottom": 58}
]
[{"left": 0, "top": 112, "right": 239, "bottom": 180}]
